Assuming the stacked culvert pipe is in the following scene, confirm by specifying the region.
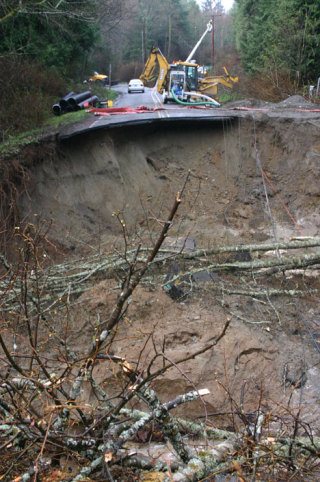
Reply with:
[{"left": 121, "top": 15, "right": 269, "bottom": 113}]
[{"left": 52, "top": 91, "right": 99, "bottom": 116}]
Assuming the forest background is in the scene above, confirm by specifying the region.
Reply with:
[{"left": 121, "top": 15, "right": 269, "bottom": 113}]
[{"left": 0, "top": 0, "right": 320, "bottom": 138}]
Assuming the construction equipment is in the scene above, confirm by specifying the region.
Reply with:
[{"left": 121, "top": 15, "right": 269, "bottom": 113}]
[
  {"left": 140, "top": 47, "right": 201, "bottom": 103},
  {"left": 88, "top": 71, "right": 108, "bottom": 85},
  {"left": 140, "top": 21, "right": 238, "bottom": 104},
  {"left": 198, "top": 67, "right": 239, "bottom": 97}
]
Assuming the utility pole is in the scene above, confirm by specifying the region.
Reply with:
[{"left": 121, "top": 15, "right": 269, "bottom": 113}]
[
  {"left": 167, "top": 14, "right": 172, "bottom": 60},
  {"left": 211, "top": 10, "right": 215, "bottom": 73},
  {"left": 141, "top": 19, "right": 146, "bottom": 65},
  {"left": 211, "top": 1, "right": 222, "bottom": 74}
]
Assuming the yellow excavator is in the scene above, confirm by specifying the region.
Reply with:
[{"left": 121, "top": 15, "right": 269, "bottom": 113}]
[
  {"left": 140, "top": 47, "right": 201, "bottom": 103},
  {"left": 140, "top": 21, "right": 238, "bottom": 104},
  {"left": 198, "top": 66, "right": 239, "bottom": 97}
]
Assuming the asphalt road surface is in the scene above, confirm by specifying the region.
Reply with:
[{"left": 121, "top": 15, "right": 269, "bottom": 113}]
[
  {"left": 112, "top": 83, "right": 163, "bottom": 109},
  {"left": 59, "top": 84, "right": 320, "bottom": 141},
  {"left": 59, "top": 82, "right": 234, "bottom": 139}
]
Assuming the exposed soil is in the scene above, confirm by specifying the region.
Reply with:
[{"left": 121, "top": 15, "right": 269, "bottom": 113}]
[
  {"left": 21, "top": 111, "right": 320, "bottom": 247},
  {"left": 1, "top": 96, "right": 320, "bottom": 442}
]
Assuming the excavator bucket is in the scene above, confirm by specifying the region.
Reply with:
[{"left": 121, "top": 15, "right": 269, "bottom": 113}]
[{"left": 223, "top": 66, "right": 239, "bottom": 84}]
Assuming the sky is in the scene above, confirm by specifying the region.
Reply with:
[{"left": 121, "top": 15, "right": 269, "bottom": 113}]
[
  {"left": 221, "top": 0, "right": 234, "bottom": 11},
  {"left": 196, "top": 0, "right": 234, "bottom": 12}
]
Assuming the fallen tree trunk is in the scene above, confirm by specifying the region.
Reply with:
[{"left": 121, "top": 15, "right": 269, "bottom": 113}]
[
  {"left": 1, "top": 240, "right": 319, "bottom": 312},
  {"left": 166, "top": 252, "right": 320, "bottom": 287}
]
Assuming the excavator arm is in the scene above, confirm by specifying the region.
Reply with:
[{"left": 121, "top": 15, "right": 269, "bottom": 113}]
[
  {"left": 140, "top": 47, "right": 170, "bottom": 94},
  {"left": 198, "top": 66, "right": 239, "bottom": 97}
]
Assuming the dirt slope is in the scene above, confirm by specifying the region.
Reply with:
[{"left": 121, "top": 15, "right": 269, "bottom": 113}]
[
  {"left": 21, "top": 113, "right": 320, "bottom": 249},
  {"left": 2, "top": 99, "right": 320, "bottom": 444}
]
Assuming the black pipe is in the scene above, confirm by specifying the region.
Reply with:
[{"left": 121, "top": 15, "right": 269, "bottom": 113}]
[
  {"left": 59, "top": 91, "right": 75, "bottom": 111},
  {"left": 52, "top": 91, "right": 97, "bottom": 116},
  {"left": 68, "top": 91, "right": 92, "bottom": 108},
  {"left": 52, "top": 103, "right": 62, "bottom": 116},
  {"left": 76, "top": 95, "right": 99, "bottom": 110},
  {"left": 52, "top": 92, "right": 75, "bottom": 115}
]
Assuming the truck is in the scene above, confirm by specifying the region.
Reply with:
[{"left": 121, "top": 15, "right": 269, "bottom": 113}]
[{"left": 88, "top": 72, "right": 108, "bottom": 85}]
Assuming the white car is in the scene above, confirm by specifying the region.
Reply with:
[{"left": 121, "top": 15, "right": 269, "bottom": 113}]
[{"left": 128, "top": 79, "right": 145, "bottom": 93}]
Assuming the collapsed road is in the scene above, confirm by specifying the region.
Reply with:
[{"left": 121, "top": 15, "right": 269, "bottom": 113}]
[
  {"left": 7, "top": 92, "right": 318, "bottom": 246},
  {"left": 59, "top": 84, "right": 320, "bottom": 140},
  {"left": 1, "top": 90, "right": 320, "bottom": 481},
  {"left": 59, "top": 84, "right": 234, "bottom": 139}
]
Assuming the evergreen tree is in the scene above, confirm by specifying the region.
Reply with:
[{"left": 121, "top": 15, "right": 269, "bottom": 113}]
[
  {"left": 233, "top": 0, "right": 320, "bottom": 83},
  {"left": 121, "top": 0, "right": 201, "bottom": 64},
  {"left": 0, "top": 1, "right": 99, "bottom": 76}
]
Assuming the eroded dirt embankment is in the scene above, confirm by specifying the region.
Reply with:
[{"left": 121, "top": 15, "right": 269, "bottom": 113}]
[
  {"left": 20, "top": 117, "right": 320, "bottom": 248},
  {"left": 1, "top": 113, "right": 320, "bottom": 441}
]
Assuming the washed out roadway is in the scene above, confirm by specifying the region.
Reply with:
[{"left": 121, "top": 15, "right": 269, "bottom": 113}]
[
  {"left": 58, "top": 84, "right": 236, "bottom": 140},
  {"left": 58, "top": 84, "right": 320, "bottom": 140}
]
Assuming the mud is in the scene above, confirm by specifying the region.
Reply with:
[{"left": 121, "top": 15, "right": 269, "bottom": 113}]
[
  {"left": 4, "top": 99, "right": 320, "bottom": 436},
  {"left": 22, "top": 112, "right": 320, "bottom": 248}
]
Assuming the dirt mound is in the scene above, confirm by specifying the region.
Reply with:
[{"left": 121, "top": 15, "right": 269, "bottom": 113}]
[
  {"left": 225, "top": 94, "right": 316, "bottom": 111},
  {"left": 225, "top": 98, "right": 273, "bottom": 109},
  {"left": 275, "top": 94, "right": 315, "bottom": 109}
]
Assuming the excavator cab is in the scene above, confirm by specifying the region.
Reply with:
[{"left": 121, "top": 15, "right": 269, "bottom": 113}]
[
  {"left": 165, "top": 63, "right": 198, "bottom": 103},
  {"left": 184, "top": 64, "right": 198, "bottom": 91},
  {"left": 165, "top": 70, "right": 186, "bottom": 103}
]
